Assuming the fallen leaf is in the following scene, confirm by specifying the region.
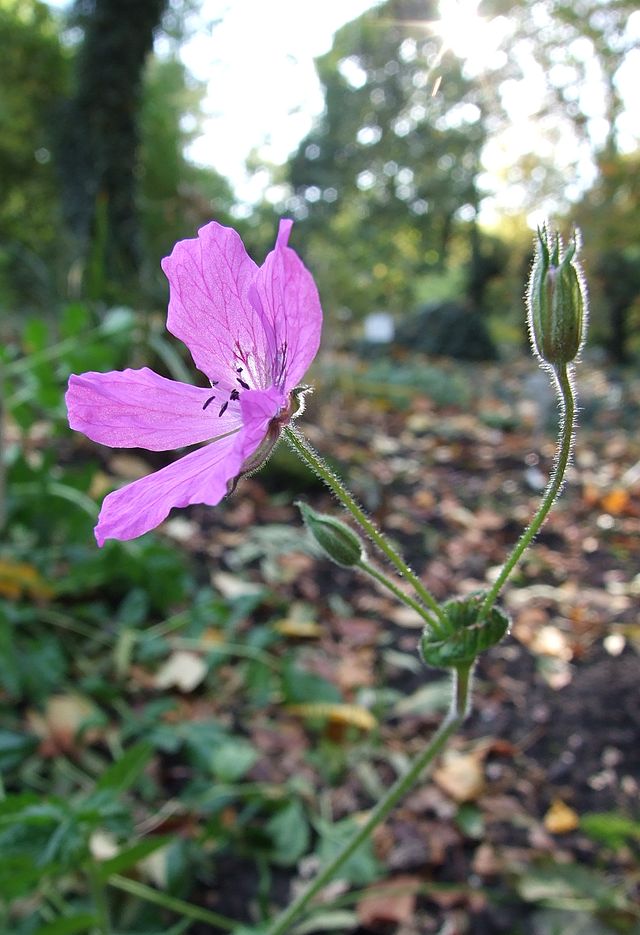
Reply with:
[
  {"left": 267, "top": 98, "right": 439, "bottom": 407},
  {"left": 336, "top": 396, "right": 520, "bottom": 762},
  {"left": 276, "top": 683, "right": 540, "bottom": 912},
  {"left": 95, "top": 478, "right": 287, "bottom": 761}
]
[
  {"left": 154, "top": 651, "right": 208, "bottom": 692},
  {"left": 90, "top": 831, "right": 119, "bottom": 861},
  {"left": 287, "top": 703, "right": 377, "bottom": 732},
  {"left": 530, "top": 625, "right": 573, "bottom": 661},
  {"left": 0, "top": 559, "right": 54, "bottom": 601},
  {"left": 356, "top": 875, "right": 421, "bottom": 927},
  {"left": 27, "top": 694, "right": 102, "bottom": 755},
  {"left": 211, "top": 571, "right": 263, "bottom": 598},
  {"left": 544, "top": 799, "right": 580, "bottom": 834},
  {"left": 273, "top": 601, "right": 322, "bottom": 639},
  {"left": 109, "top": 454, "right": 152, "bottom": 479},
  {"left": 600, "top": 487, "right": 630, "bottom": 516},
  {"left": 434, "top": 746, "right": 487, "bottom": 803}
]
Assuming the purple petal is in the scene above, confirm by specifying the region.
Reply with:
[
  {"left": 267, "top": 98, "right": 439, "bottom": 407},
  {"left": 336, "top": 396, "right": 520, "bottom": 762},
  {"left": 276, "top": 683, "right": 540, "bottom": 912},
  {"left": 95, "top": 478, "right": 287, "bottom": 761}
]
[
  {"left": 251, "top": 219, "right": 323, "bottom": 391},
  {"left": 66, "top": 368, "right": 241, "bottom": 451},
  {"left": 93, "top": 387, "right": 286, "bottom": 545},
  {"left": 236, "top": 386, "right": 287, "bottom": 463},
  {"left": 161, "top": 222, "right": 260, "bottom": 386},
  {"left": 95, "top": 432, "right": 244, "bottom": 545}
]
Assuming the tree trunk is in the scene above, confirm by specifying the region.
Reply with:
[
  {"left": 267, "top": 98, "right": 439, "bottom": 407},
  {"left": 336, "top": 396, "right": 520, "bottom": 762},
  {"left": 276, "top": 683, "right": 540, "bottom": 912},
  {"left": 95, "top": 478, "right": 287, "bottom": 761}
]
[{"left": 58, "top": 0, "right": 167, "bottom": 297}]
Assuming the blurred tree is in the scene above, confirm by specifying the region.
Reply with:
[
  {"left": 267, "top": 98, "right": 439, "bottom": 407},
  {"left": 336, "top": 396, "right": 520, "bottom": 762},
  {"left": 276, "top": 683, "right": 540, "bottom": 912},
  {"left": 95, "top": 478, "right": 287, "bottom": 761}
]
[
  {"left": 0, "top": 0, "right": 68, "bottom": 308},
  {"left": 285, "top": 0, "right": 504, "bottom": 325},
  {"left": 502, "top": 0, "right": 640, "bottom": 361},
  {"left": 57, "top": 0, "right": 167, "bottom": 298},
  {"left": 483, "top": 0, "right": 639, "bottom": 213},
  {"left": 574, "top": 151, "right": 640, "bottom": 362},
  {"left": 139, "top": 54, "right": 236, "bottom": 297}
]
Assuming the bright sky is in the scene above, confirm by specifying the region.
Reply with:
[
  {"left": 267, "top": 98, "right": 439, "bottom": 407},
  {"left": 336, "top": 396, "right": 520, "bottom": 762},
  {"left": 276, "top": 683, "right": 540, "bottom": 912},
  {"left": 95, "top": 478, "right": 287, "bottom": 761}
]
[
  {"left": 46, "top": 0, "right": 640, "bottom": 224},
  {"left": 176, "top": 0, "right": 383, "bottom": 203}
]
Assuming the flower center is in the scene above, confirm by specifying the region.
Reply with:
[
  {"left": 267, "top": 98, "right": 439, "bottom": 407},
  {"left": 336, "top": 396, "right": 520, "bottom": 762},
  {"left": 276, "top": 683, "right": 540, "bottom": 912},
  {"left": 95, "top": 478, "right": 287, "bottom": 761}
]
[{"left": 201, "top": 342, "right": 289, "bottom": 418}]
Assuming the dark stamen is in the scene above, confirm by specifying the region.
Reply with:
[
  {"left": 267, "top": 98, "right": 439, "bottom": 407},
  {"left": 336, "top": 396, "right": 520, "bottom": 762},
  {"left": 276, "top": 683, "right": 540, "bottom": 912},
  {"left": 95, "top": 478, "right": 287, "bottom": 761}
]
[
  {"left": 237, "top": 378, "right": 251, "bottom": 390},
  {"left": 202, "top": 395, "right": 216, "bottom": 410},
  {"left": 218, "top": 401, "right": 229, "bottom": 417},
  {"left": 230, "top": 388, "right": 240, "bottom": 401}
]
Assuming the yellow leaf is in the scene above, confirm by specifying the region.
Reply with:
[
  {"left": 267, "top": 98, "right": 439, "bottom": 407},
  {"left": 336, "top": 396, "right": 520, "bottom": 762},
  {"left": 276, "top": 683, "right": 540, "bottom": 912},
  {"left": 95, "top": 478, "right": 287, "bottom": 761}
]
[
  {"left": 274, "top": 618, "right": 323, "bottom": 639},
  {"left": 434, "top": 747, "right": 486, "bottom": 803},
  {"left": 287, "top": 703, "right": 377, "bottom": 732},
  {"left": 600, "top": 487, "right": 630, "bottom": 516},
  {"left": 544, "top": 799, "right": 579, "bottom": 834},
  {"left": 0, "top": 559, "right": 54, "bottom": 601}
]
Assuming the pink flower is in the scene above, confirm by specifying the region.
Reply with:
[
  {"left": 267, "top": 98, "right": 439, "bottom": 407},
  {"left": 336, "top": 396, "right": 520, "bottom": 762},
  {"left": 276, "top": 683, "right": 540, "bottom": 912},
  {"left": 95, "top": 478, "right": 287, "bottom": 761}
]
[{"left": 66, "top": 219, "right": 322, "bottom": 546}]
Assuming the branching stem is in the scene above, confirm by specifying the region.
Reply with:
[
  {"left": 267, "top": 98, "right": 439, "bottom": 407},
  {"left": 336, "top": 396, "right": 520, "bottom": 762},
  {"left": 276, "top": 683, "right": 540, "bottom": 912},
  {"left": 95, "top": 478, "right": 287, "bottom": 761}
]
[
  {"left": 264, "top": 665, "right": 471, "bottom": 935},
  {"left": 481, "top": 363, "right": 576, "bottom": 617},
  {"left": 284, "top": 426, "right": 446, "bottom": 635}
]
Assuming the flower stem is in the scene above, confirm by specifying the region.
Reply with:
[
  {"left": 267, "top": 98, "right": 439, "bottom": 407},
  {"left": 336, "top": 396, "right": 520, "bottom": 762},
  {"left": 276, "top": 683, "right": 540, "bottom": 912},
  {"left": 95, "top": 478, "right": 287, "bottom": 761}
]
[
  {"left": 481, "top": 363, "right": 576, "bottom": 618},
  {"left": 359, "top": 558, "right": 435, "bottom": 624},
  {"left": 284, "top": 427, "right": 446, "bottom": 634},
  {"left": 264, "top": 666, "right": 471, "bottom": 935}
]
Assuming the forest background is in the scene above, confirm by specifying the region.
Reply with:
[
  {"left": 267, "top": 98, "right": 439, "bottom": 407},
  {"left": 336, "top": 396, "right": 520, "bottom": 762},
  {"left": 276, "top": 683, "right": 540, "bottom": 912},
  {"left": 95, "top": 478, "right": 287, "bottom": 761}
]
[{"left": 1, "top": 1, "right": 639, "bottom": 934}]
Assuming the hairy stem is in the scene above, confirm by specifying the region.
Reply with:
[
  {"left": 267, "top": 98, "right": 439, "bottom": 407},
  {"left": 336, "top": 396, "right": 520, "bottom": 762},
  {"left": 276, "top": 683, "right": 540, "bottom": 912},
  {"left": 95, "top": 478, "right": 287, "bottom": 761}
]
[
  {"left": 481, "top": 363, "right": 576, "bottom": 617},
  {"left": 264, "top": 666, "right": 471, "bottom": 935},
  {"left": 284, "top": 426, "right": 446, "bottom": 634},
  {"left": 359, "top": 558, "right": 437, "bottom": 623}
]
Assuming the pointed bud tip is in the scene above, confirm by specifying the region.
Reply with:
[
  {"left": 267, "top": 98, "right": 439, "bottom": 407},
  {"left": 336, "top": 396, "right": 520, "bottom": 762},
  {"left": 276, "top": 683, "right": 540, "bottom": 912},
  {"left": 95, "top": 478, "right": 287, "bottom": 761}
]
[{"left": 527, "top": 224, "right": 588, "bottom": 368}]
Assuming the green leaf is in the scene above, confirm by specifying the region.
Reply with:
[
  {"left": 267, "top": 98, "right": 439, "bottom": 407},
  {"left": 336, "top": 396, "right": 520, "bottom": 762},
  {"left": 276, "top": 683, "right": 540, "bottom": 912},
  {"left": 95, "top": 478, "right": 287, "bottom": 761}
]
[
  {"left": 95, "top": 834, "right": 172, "bottom": 880},
  {"left": 315, "top": 816, "right": 381, "bottom": 887},
  {"left": 516, "top": 862, "right": 623, "bottom": 909},
  {"left": 210, "top": 738, "right": 259, "bottom": 782},
  {"left": 60, "top": 302, "right": 92, "bottom": 338},
  {"left": 266, "top": 799, "right": 310, "bottom": 867},
  {"left": 580, "top": 812, "right": 640, "bottom": 849},
  {"left": 0, "top": 855, "right": 48, "bottom": 900},
  {"left": 34, "top": 913, "right": 97, "bottom": 935},
  {"left": 0, "top": 727, "right": 38, "bottom": 770},
  {"left": 456, "top": 803, "right": 485, "bottom": 839},
  {"left": 116, "top": 588, "right": 150, "bottom": 628},
  {"left": 23, "top": 318, "right": 49, "bottom": 353},
  {"left": 95, "top": 742, "right": 154, "bottom": 795},
  {"left": 281, "top": 661, "right": 342, "bottom": 704}
]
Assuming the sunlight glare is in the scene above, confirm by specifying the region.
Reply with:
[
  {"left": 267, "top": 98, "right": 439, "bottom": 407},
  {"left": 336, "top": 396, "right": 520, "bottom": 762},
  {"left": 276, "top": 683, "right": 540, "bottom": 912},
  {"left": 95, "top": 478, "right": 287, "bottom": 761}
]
[{"left": 435, "top": 0, "right": 509, "bottom": 75}]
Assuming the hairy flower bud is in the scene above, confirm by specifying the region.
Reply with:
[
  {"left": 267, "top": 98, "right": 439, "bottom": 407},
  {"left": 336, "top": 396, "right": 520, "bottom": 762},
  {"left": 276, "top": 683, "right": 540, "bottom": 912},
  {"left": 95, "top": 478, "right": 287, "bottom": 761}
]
[
  {"left": 527, "top": 225, "right": 587, "bottom": 367},
  {"left": 297, "top": 502, "right": 366, "bottom": 567}
]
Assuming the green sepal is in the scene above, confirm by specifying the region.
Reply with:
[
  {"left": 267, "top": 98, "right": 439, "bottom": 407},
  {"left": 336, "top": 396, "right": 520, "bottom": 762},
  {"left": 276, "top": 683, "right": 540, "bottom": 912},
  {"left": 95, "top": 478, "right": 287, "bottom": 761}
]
[
  {"left": 420, "top": 593, "right": 510, "bottom": 670},
  {"left": 297, "top": 501, "right": 366, "bottom": 567}
]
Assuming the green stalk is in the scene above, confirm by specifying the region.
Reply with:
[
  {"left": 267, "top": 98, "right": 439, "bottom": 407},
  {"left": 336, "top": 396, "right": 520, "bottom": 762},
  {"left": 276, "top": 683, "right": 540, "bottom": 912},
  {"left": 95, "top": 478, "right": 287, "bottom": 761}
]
[
  {"left": 89, "top": 863, "right": 111, "bottom": 935},
  {"left": 284, "top": 426, "right": 446, "bottom": 634},
  {"left": 359, "top": 558, "right": 435, "bottom": 623},
  {"left": 264, "top": 665, "right": 471, "bottom": 935},
  {"left": 481, "top": 363, "right": 576, "bottom": 617},
  {"left": 107, "top": 874, "right": 237, "bottom": 931}
]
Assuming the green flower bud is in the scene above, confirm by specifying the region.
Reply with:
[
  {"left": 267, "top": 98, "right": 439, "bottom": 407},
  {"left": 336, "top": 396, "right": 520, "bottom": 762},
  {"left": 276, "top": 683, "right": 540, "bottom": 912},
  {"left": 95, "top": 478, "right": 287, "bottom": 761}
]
[
  {"left": 297, "top": 502, "right": 366, "bottom": 567},
  {"left": 527, "top": 225, "right": 587, "bottom": 366}
]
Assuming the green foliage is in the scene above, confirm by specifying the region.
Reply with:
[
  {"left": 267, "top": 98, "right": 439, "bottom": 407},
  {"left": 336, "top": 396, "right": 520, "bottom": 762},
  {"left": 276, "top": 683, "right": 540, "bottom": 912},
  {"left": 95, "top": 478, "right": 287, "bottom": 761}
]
[
  {"left": 328, "top": 356, "right": 472, "bottom": 408},
  {"left": 314, "top": 815, "right": 381, "bottom": 887},
  {"left": 286, "top": 0, "right": 492, "bottom": 320},
  {"left": 580, "top": 812, "right": 640, "bottom": 850},
  {"left": 139, "top": 54, "right": 236, "bottom": 297},
  {"left": 0, "top": 0, "right": 69, "bottom": 307},
  {"left": 395, "top": 300, "right": 498, "bottom": 360},
  {"left": 574, "top": 151, "right": 640, "bottom": 362}
]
